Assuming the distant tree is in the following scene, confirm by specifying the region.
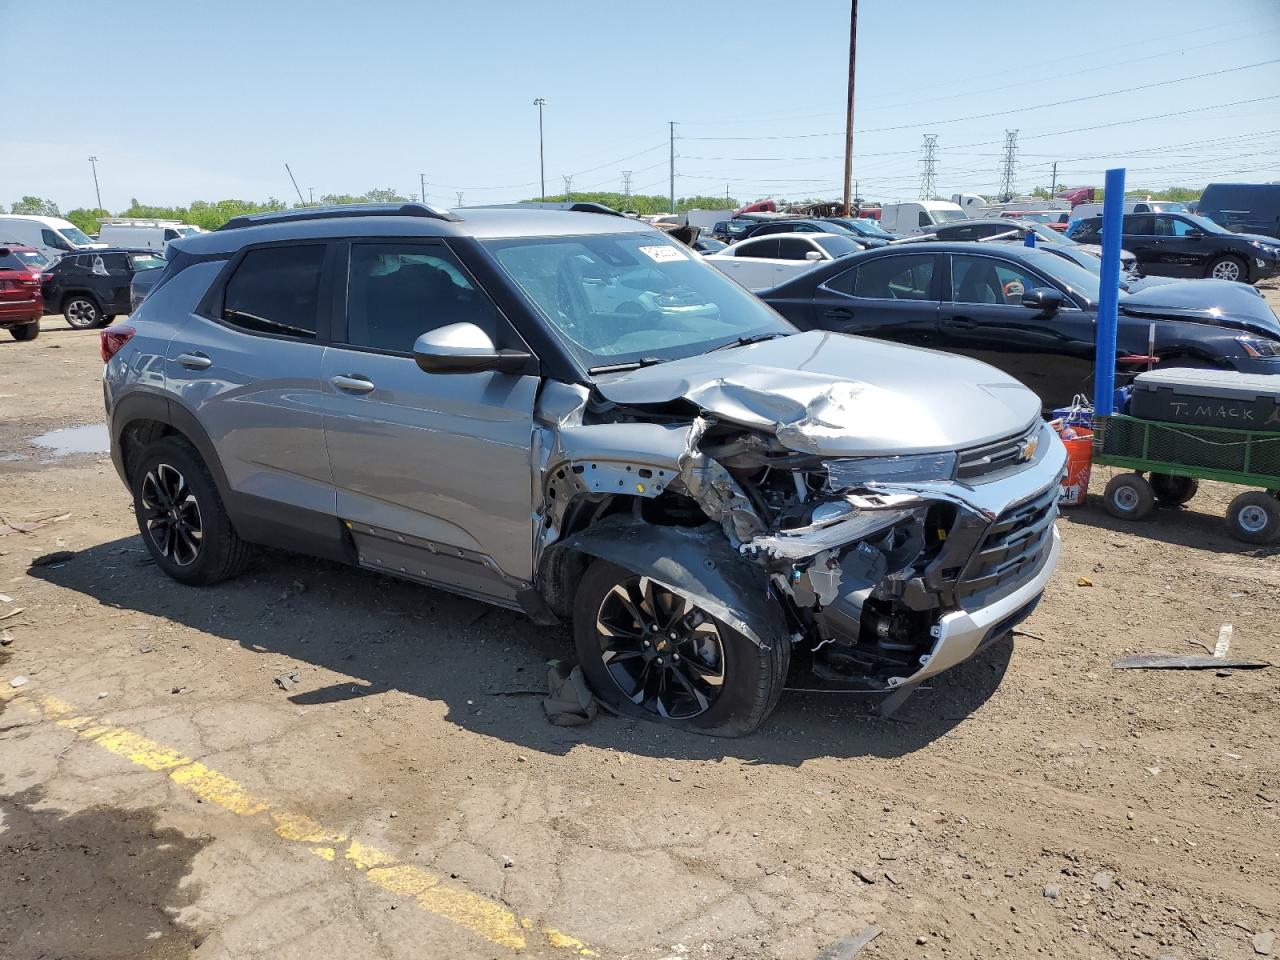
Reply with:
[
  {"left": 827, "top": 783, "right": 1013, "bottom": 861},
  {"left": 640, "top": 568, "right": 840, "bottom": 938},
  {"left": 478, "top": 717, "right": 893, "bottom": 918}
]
[
  {"left": 10, "top": 196, "right": 61, "bottom": 216},
  {"left": 65, "top": 208, "right": 110, "bottom": 235},
  {"left": 516, "top": 191, "right": 740, "bottom": 215}
]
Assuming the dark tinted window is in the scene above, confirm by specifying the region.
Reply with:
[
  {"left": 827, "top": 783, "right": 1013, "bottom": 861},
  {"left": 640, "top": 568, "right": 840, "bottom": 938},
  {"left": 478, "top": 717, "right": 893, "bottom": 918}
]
[
  {"left": 1124, "top": 214, "right": 1155, "bottom": 235},
  {"left": 42, "top": 228, "right": 73, "bottom": 251},
  {"left": 776, "top": 237, "right": 816, "bottom": 260},
  {"left": 736, "top": 238, "right": 779, "bottom": 259},
  {"left": 102, "top": 253, "right": 130, "bottom": 271},
  {"left": 1153, "top": 215, "right": 1201, "bottom": 238},
  {"left": 851, "top": 254, "right": 934, "bottom": 300},
  {"left": 1068, "top": 218, "right": 1102, "bottom": 242},
  {"left": 824, "top": 266, "right": 858, "bottom": 295},
  {"left": 222, "top": 244, "right": 325, "bottom": 339},
  {"left": 918, "top": 211, "right": 932, "bottom": 228},
  {"left": 163, "top": 228, "right": 180, "bottom": 241},
  {"left": 951, "top": 255, "right": 1041, "bottom": 306},
  {"left": 345, "top": 243, "right": 501, "bottom": 353}
]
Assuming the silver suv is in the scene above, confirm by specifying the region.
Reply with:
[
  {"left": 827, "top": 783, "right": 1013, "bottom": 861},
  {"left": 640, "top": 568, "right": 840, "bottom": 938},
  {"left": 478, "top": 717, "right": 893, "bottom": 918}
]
[{"left": 103, "top": 203, "right": 1065, "bottom": 736}]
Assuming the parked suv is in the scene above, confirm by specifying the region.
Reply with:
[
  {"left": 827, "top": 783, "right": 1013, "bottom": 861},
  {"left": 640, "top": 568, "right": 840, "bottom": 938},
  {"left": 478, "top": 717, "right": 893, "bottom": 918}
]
[
  {"left": 0, "top": 245, "right": 44, "bottom": 340},
  {"left": 104, "top": 203, "right": 1065, "bottom": 735},
  {"left": 1067, "top": 212, "right": 1280, "bottom": 284},
  {"left": 41, "top": 247, "right": 167, "bottom": 328}
]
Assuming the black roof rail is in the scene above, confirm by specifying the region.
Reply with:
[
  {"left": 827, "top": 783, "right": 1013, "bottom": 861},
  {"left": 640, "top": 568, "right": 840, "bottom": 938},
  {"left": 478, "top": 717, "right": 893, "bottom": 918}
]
[{"left": 217, "top": 202, "right": 461, "bottom": 232}]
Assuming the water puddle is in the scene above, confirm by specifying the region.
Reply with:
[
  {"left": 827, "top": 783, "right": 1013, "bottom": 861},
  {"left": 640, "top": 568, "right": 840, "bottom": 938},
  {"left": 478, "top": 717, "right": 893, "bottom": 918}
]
[{"left": 29, "top": 423, "right": 110, "bottom": 456}]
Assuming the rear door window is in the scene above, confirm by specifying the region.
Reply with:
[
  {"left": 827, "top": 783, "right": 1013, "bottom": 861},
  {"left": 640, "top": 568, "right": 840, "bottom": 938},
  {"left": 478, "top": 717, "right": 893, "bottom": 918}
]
[
  {"left": 848, "top": 254, "right": 935, "bottom": 300},
  {"left": 736, "top": 238, "right": 779, "bottom": 259},
  {"left": 951, "top": 255, "right": 1042, "bottom": 306},
  {"left": 1124, "top": 214, "right": 1155, "bottom": 236},
  {"left": 221, "top": 244, "right": 325, "bottom": 339},
  {"left": 775, "top": 237, "right": 815, "bottom": 260}
]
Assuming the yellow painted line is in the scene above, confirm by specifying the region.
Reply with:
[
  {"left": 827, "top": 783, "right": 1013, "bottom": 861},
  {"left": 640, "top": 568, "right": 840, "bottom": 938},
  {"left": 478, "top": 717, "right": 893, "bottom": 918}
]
[{"left": 1, "top": 684, "right": 595, "bottom": 956}]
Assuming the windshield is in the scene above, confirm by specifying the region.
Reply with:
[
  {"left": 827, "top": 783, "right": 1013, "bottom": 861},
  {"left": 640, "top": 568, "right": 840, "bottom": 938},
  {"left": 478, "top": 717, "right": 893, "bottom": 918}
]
[
  {"left": 59, "top": 225, "right": 95, "bottom": 246},
  {"left": 813, "top": 235, "right": 862, "bottom": 257},
  {"left": 129, "top": 252, "right": 167, "bottom": 271},
  {"left": 851, "top": 218, "right": 891, "bottom": 237},
  {"left": 484, "top": 232, "right": 792, "bottom": 371},
  {"left": 1029, "top": 221, "right": 1074, "bottom": 244},
  {"left": 932, "top": 208, "right": 968, "bottom": 223}
]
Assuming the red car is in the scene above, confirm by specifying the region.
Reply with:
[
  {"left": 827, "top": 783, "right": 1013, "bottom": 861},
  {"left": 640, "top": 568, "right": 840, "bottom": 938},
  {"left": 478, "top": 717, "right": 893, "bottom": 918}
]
[
  {"left": 1000, "top": 210, "right": 1071, "bottom": 232},
  {"left": 0, "top": 244, "right": 47, "bottom": 341}
]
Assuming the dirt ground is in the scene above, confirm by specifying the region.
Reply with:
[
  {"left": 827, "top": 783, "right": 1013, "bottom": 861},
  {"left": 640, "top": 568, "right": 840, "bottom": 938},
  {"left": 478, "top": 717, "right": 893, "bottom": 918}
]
[{"left": 1, "top": 294, "right": 1277, "bottom": 960}]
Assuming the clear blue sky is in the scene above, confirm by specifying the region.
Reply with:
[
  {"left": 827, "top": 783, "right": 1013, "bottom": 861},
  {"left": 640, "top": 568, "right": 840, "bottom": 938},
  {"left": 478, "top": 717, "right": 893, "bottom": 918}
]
[{"left": 2, "top": 0, "right": 1278, "bottom": 212}]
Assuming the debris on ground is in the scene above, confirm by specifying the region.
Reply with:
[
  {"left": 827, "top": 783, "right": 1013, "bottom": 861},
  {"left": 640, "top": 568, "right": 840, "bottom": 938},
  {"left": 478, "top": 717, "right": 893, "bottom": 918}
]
[
  {"left": 9, "top": 675, "right": 29, "bottom": 688},
  {"left": 274, "top": 670, "right": 301, "bottom": 691},
  {"left": 542, "top": 660, "right": 597, "bottom": 727},
  {"left": 31, "top": 550, "right": 75, "bottom": 567},
  {"left": 0, "top": 511, "right": 70, "bottom": 536},
  {"left": 0, "top": 607, "right": 22, "bottom": 621},
  {"left": 1076, "top": 576, "right": 1093, "bottom": 587},
  {"left": 1255, "top": 931, "right": 1275, "bottom": 956},
  {"left": 170, "top": 685, "right": 191, "bottom": 695},
  {"left": 813, "top": 926, "right": 883, "bottom": 959},
  {"left": 1114, "top": 654, "right": 1270, "bottom": 670},
  {"left": 0, "top": 629, "right": 12, "bottom": 646},
  {"left": 1044, "top": 882, "right": 1061, "bottom": 900},
  {"left": 0, "top": 593, "right": 12, "bottom": 603}
]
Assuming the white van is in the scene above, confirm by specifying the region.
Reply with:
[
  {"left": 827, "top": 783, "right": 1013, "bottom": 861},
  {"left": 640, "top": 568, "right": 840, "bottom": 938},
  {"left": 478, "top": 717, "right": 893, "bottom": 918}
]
[
  {"left": 879, "top": 200, "right": 968, "bottom": 236},
  {"left": 0, "top": 214, "right": 107, "bottom": 262},
  {"left": 1069, "top": 199, "right": 1186, "bottom": 223},
  {"left": 97, "top": 218, "right": 204, "bottom": 251}
]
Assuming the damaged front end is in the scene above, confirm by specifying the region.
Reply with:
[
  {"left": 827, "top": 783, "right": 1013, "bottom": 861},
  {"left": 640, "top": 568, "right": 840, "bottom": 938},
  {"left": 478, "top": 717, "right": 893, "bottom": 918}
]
[{"left": 534, "top": 371, "right": 1066, "bottom": 714}]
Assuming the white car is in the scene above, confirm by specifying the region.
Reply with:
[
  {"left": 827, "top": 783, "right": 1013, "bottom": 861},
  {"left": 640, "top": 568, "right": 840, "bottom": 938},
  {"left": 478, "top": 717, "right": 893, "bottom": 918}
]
[{"left": 703, "top": 232, "right": 862, "bottom": 290}]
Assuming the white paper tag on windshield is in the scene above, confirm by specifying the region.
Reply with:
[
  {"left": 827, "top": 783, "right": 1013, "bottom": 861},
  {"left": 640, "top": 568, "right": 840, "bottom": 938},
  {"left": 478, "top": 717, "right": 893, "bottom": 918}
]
[{"left": 638, "top": 245, "right": 688, "bottom": 263}]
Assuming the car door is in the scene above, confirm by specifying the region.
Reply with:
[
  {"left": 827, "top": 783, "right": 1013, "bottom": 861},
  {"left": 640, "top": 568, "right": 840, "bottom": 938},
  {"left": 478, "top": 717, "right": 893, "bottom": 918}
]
[
  {"left": 939, "top": 252, "right": 1095, "bottom": 405},
  {"left": 164, "top": 241, "right": 337, "bottom": 536},
  {"left": 716, "top": 237, "right": 780, "bottom": 290},
  {"left": 1151, "top": 214, "right": 1212, "bottom": 277},
  {"left": 1120, "top": 214, "right": 1175, "bottom": 276},
  {"left": 96, "top": 253, "right": 134, "bottom": 313},
  {"left": 810, "top": 252, "right": 941, "bottom": 349},
  {"left": 320, "top": 239, "right": 540, "bottom": 600}
]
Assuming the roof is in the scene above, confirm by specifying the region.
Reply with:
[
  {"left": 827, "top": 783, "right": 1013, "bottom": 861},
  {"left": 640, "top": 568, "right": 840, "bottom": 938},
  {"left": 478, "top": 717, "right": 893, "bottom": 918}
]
[
  {"left": 0, "top": 214, "right": 76, "bottom": 227},
  {"left": 176, "top": 205, "right": 658, "bottom": 257}
]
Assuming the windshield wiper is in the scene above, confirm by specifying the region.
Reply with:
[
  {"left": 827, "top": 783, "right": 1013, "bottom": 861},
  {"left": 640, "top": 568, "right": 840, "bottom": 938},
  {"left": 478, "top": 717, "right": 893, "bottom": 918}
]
[
  {"left": 587, "top": 356, "right": 666, "bottom": 375},
  {"left": 709, "top": 332, "right": 785, "bottom": 353}
]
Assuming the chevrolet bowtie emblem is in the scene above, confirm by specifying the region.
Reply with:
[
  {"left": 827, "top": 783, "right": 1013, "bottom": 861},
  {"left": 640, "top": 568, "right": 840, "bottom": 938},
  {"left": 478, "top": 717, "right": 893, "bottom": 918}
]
[{"left": 1018, "top": 434, "right": 1039, "bottom": 462}]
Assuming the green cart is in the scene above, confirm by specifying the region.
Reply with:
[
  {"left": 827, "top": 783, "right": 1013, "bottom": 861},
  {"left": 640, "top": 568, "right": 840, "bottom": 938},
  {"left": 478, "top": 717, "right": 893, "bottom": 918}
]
[{"left": 1091, "top": 414, "right": 1280, "bottom": 545}]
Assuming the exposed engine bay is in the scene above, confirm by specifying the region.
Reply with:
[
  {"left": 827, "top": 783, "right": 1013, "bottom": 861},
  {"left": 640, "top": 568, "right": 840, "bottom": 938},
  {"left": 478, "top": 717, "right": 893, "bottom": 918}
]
[{"left": 533, "top": 376, "right": 1066, "bottom": 708}]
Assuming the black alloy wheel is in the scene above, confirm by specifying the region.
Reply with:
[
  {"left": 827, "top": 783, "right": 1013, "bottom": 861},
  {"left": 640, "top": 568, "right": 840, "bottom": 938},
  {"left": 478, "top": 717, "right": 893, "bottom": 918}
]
[
  {"left": 594, "top": 575, "right": 726, "bottom": 720},
  {"left": 140, "top": 462, "right": 204, "bottom": 567}
]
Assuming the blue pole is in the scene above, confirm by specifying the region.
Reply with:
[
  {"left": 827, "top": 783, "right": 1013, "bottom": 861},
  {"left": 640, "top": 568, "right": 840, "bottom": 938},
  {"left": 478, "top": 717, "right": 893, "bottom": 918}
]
[{"left": 1093, "top": 167, "right": 1125, "bottom": 417}]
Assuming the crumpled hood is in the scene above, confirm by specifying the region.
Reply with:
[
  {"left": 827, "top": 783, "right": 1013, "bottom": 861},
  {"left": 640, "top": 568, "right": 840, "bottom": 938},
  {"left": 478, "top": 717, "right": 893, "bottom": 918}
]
[
  {"left": 595, "top": 331, "right": 1041, "bottom": 456},
  {"left": 1120, "top": 279, "right": 1280, "bottom": 339}
]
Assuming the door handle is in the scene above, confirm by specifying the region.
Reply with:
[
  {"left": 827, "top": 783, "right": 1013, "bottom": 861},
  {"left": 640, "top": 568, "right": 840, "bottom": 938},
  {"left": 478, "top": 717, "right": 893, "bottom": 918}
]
[
  {"left": 824, "top": 307, "right": 855, "bottom": 323},
  {"left": 943, "top": 315, "right": 977, "bottom": 329},
  {"left": 176, "top": 352, "right": 212, "bottom": 370},
  {"left": 331, "top": 374, "right": 376, "bottom": 394}
]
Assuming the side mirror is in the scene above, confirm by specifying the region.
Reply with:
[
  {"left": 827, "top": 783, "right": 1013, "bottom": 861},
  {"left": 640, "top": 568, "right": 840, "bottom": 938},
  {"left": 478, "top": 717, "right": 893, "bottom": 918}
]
[
  {"left": 1021, "top": 287, "right": 1065, "bottom": 314},
  {"left": 804, "top": 250, "right": 825, "bottom": 261},
  {"left": 1185, "top": 228, "right": 1204, "bottom": 238},
  {"left": 412, "top": 322, "right": 532, "bottom": 375}
]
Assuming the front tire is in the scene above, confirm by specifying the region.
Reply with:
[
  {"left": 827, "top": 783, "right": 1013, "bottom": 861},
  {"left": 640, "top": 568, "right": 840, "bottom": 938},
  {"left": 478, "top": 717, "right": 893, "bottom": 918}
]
[
  {"left": 1226, "top": 491, "right": 1280, "bottom": 545},
  {"left": 131, "top": 436, "right": 251, "bottom": 585},
  {"left": 63, "top": 295, "right": 104, "bottom": 329},
  {"left": 1103, "top": 473, "right": 1156, "bottom": 521},
  {"left": 10, "top": 321, "right": 40, "bottom": 341},
  {"left": 1206, "top": 255, "right": 1247, "bottom": 283},
  {"left": 1151, "top": 473, "right": 1199, "bottom": 506},
  {"left": 572, "top": 559, "right": 788, "bottom": 737}
]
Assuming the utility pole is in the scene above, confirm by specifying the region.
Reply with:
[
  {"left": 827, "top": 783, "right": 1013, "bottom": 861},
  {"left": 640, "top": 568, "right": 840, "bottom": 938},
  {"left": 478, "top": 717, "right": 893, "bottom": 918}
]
[
  {"left": 284, "top": 163, "right": 306, "bottom": 205},
  {"left": 998, "top": 129, "right": 1019, "bottom": 202},
  {"left": 669, "top": 121, "right": 676, "bottom": 214},
  {"left": 419, "top": 173, "right": 426, "bottom": 204},
  {"left": 726, "top": 183, "right": 730, "bottom": 202},
  {"left": 918, "top": 135, "right": 938, "bottom": 200},
  {"left": 562, "top": 175, "right": 573, "bottom": 202},
  {"left": 622, "top": 170, "right": 632, "bottom": 198},
  {"left": 308, "top": 187, "right": 315, "bottom": 205},
  {"left": 87, "top": 156, "right": 103, "bottom": 212},
  {"left": 1050, "top": 160, "right": 1058, "bottom": 198},
  {"left": 842, "top": 0, "right": 858, "bottom": 216},
  {"left": 533, "top": 97, "right": 547, "bottom": 202}
]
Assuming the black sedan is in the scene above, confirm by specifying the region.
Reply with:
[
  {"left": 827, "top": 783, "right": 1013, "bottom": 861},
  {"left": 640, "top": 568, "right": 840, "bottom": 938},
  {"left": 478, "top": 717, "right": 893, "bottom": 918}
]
[
  {"left": 1067, "top": 211, "right": 1280, "bottom": 284},
  {"left": 823, "top": 216, "right": 900, "bottom": 243},
  {"left": 40, "top": 247, "right": 166, "bottom": 328},
  {"left": 740, "top": 218, "right": 873, "bottom": 246},
  {"left": 760, "top": 241, "right": 1280, "bottom": 408}
]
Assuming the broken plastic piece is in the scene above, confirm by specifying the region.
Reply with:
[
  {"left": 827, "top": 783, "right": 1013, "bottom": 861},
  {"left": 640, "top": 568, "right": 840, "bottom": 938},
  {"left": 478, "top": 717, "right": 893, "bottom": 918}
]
[
  {"left": 1113, "top": 654, "right": 1270, "bottom": 670},
  {"left": 542, "top": 660, "right": 597, "bottom": 726}
]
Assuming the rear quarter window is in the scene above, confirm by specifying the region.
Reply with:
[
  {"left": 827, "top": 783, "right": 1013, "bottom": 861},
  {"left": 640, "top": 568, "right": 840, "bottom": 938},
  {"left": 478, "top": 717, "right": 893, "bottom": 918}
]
[{"left": 221, "top": 244, "right": 325, "bottom": 339}]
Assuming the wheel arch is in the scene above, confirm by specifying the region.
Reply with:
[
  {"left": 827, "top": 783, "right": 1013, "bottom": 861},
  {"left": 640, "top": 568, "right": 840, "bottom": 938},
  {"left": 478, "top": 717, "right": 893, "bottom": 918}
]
[
  {"left": 57, "top": 287, "right": 104, "bottom": 314},
  {"left": 111, "top": 393, "right": 233, "bottom": 505}
]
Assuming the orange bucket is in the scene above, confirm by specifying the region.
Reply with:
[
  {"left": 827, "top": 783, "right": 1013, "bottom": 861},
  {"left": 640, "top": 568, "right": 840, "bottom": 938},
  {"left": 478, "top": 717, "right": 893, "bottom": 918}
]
[{"left": 1053, "top": 422, "right": 1093, "bottom": 507}]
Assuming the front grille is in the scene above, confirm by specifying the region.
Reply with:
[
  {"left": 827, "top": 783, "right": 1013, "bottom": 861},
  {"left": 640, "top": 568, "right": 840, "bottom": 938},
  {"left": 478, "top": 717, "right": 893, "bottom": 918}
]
[
  {"left": 957, "top": 483, "right": 1058, "bottom": 608},
  {"left": 957, "top": 423, "right": 1040, "bottom": 481}
]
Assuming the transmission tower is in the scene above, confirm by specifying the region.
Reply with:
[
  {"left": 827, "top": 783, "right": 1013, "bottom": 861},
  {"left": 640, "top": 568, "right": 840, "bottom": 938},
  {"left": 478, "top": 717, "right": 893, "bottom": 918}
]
[
  {"left": 562, "top": 175, "right": 574, "bottom": 201},
  {"left": 917, "top": 134, "right": 938, "bottom": 200},
  {"left": 622, "top": 170, "right": 632, "bottom": 197},
  {"left": 997, "top": 129, "right": 1019, "bottom": 201}
]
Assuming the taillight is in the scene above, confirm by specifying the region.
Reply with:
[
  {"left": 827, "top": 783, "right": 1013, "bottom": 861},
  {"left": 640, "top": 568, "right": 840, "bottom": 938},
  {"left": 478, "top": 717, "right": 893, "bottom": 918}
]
[{"left": 100, "top": 325, "right": 136, "bottom": 362}]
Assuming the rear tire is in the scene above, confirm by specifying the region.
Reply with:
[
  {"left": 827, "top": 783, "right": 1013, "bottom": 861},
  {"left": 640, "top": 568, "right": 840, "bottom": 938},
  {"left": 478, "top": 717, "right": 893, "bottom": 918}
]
[
  {"left": 9, "top": 321, "right": 40, "bottom": 341},
  {"left": 63, "top": 295, "right": 104, "bottom": 329},
  {"left": 572, "top": 559, "right": 788, "bottom": 737},
  {"left": 131, "top": 436, "right": 252, "bottom": 585},
  {"left": 1103, "top": 473, "right": 1156, "bottom": 521},
  {"left": 1206, "top": 255, "right": 1247, "bottom": 283},
  {"left": 1150, "top": 473, "right": 1199, "bottom": 506},
  {"left": 1225, "top": 491, "right": 1280, "bottom": 545}
]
